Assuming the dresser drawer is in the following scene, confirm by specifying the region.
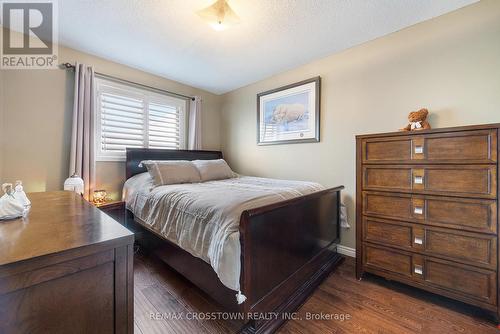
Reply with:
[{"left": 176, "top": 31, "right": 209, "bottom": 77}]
[
  {"left": 363, "top": 192, "right": 497, "bottom": 233},
  {"left": 362, "top": 129, "right": 497, "bottom": 164},
  {"left": 363, "top": 165, "right": 497, "bottom": 198},
  {"left": 423, "top": 257, "right": 496, "bottom": 306},
  {"left": 363, "top": 217, "right": 497, "bottom": 269},
  {"left": 363, "top": 244, "right": 497, "bottom": 305},
  {"left": 363, "top": 244, "right": 413, "bottom": 278}
]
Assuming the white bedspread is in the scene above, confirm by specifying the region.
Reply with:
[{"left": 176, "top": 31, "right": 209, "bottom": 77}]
[{"left": 123, "top": 173, "right": 324, "bottom": 292}]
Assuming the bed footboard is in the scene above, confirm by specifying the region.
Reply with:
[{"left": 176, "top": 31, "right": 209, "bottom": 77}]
[{"left": 239, "top": 186, "right": 344, "bottom": 333}]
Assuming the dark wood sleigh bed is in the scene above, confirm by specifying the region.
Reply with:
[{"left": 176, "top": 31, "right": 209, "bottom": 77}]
[{"left": 125, "top": 148, "right": 344, "bottom": 333}]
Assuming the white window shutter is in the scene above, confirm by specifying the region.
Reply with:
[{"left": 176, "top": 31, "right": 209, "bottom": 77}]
[
  {"left": 148, "top": 102, "right": 181, "bottom": 149},
  {"left": 95, "top": 78, "right": 187, "bottom": 161},
  {"left": 100, "top": 92, "right": 145, "bottom": 153}
]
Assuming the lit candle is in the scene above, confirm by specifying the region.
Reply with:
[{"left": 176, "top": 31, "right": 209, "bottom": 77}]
[{"left": 92, "top": 190, "right": 107, "bottom": 205}]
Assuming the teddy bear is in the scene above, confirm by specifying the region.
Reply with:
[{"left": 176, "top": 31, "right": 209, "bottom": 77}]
[{"left": 400, "top": 108, "right": 431, "bottom": 131}]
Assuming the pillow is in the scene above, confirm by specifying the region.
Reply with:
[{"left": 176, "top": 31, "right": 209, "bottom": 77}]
[
  {"left": 140, "top": 160, "right": 201, "bottom": 186},
  {"left": 193, "top": 159, "right": 235, "bottom": 182}
]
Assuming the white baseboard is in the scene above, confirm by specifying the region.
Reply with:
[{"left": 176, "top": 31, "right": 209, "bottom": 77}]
[{"left": 337, "top": 245, "right": 356, "bottom": 258}]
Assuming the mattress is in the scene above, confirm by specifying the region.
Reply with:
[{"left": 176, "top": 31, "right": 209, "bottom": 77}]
[{"left": 123, "top": 172, "right": 324, "bottom": 292}]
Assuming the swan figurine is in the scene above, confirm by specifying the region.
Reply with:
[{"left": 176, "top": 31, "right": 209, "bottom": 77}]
[{"left": 0, "top": 182, "right": 30, "bottom": 220}]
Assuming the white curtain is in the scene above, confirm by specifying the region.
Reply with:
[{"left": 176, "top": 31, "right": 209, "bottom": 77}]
[
  {"left": 69, "top": 63, "right": 95, "bottom": 201},
  {"left": 188, "top": 96, "right": 202, "bottom": 150}
]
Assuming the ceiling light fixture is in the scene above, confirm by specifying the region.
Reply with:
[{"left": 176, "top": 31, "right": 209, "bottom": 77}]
[{"left": 197, "top": 0, "right": 240, "bottom": 31}]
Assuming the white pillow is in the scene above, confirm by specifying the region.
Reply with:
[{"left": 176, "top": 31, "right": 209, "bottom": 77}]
[
  {"left": 193, "top": 159, "right": 235, "bottom": 182},
  {"left": 140, "top": 160, "right": 201, "bottom": 186}
]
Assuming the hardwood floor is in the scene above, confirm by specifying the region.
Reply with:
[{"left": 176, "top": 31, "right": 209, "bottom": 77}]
[{"left": 134, "top": 252, "right": 497, "bottom": 333}]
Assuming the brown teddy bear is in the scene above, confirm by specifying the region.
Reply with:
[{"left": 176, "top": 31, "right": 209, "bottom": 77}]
[{"left": 400, "top": 108, "right": 431, "bottom": 131}]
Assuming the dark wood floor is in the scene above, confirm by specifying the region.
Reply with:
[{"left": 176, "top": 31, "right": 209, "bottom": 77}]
[{"left": 134, "top": 252, "right": 498, "bottom": 334}]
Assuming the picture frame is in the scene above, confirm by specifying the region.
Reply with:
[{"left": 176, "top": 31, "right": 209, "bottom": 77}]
[{"left": 257, "top": 76, "right": 320, "bottom": 145}]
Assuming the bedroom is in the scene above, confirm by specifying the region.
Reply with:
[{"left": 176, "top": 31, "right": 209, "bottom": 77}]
[{"left": 0, "top": 0, "right": 499, "bottom": 333}]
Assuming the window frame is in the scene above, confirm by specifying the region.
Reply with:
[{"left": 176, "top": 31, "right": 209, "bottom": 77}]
[{"left": 94, "top": 78, "right": 187, "bottom": 162}]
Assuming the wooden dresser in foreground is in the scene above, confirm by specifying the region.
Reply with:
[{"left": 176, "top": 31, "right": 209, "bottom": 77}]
[
  {"left": 356, "top": 123, "right": 500, "bottom": 318},
  {"left": 0, "top": 192, "right": 134, "bottom": 334}
]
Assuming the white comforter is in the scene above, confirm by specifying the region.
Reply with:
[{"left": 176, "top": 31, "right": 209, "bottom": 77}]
[{"left": 123, "top": 173, "right": 324, "bottom": 292}]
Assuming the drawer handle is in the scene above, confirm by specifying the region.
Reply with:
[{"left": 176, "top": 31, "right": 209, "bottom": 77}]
[
  {"left": 414, "top": 206, "right": 423, "bottom": 215},
  {"left": 414, "top": 265, "right": 423, "bottom": 275},
  {"left": 414, "top": 176, "right": 424, "bottom": 184},
  {"left": 414, "top": 145, "right": 424, "bottom": 154},
  {"left": 414, "top": 237, "right": 423, "bottom": 245}
]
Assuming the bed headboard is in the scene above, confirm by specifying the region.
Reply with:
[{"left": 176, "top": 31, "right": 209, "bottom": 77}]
[{"left": 126, "top": 148, "right": 223, "bottom": 179}]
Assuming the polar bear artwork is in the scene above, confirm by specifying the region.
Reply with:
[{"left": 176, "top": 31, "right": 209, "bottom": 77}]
[
  {"left": 257, "top": 77, "right": 319, "bottom": 145},
  {"left": 271, "top": 103, "right": 307, "bottom": 124}
]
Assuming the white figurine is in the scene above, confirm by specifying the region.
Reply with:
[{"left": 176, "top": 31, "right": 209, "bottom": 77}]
[
  {"left": 14, "top": 180, "right": 31, "bottom": 217},
  {"left": 0, "top": 183, "right": 27, "bottom": 220}
]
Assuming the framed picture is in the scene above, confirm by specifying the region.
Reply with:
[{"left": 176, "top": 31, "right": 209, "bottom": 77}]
[{"left": 257, "top": 76, "right": 320, "bottom": 145}]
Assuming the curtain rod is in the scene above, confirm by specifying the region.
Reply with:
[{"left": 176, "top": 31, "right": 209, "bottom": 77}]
[{"left": 60, "top": 63, "right": 195, "bottom": 101}]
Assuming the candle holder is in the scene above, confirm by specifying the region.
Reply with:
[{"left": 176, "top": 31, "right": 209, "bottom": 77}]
[{"left": 92, "top": 190, "right": 107, "bottom": 205}]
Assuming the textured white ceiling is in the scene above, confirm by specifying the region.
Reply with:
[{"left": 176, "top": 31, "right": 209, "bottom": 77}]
[{"left": 59, "top": 0, "right": 478, "bottom": 94}]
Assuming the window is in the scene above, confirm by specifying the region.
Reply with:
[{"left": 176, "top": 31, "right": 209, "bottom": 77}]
[{"left": 95, "top": 78, "right": 187, "bottom": 161}]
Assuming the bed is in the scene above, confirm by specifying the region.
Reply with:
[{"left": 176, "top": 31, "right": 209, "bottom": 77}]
[{"left": 125, "top": 148, "right": 344, "bottom": 333}]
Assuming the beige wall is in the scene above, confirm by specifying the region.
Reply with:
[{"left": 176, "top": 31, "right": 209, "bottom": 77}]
[
  {"left": 220, "top": 0, "right": 500, "bottom": 249},
  {"left": 0, "top": 68, "right": 3, "bottom": 181},
  {"left": 1, "top": 39, "right": 222, "bottom": 199}
]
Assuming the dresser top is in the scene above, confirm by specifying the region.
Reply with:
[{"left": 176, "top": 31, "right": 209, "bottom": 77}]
[
  {"left": 356, "top": 123, "right": 500, "bottom": 139},
  {"left": 0, "top": 191, "right": 133, "bottom": 267}
]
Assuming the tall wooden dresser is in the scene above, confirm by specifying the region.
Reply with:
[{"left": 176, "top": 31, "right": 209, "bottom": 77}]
[{"left": 356, "top": 124, "right": 500, "bottom": 318}]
